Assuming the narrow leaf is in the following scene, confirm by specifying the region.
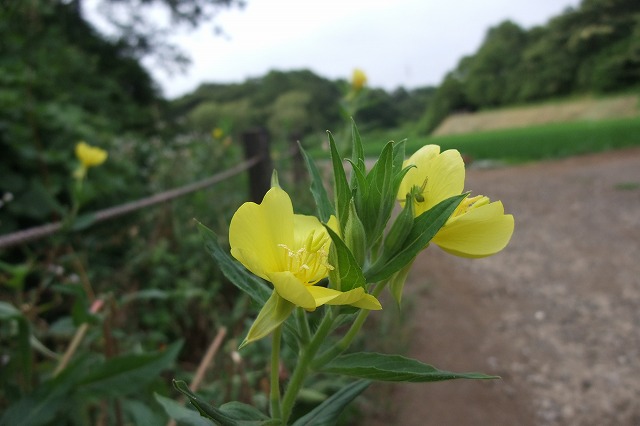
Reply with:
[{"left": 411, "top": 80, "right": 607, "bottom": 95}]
[
  {"left": 324, "top": 226, "right": 366, "bottom": 292},
  {"left": 365, "top": 194, "right": 466, "bottom": 283},
  {"left": 197, "top": 221, "right": 270, "bottom": 305},
  {"left": 389, "top": 257, "right": 415, "bottom": 307},
  {"left": 349, "top": 119, "right": 366, "bottom": 184},
  {"left": 78, "top": 341, "right": 183, "bottom": 397},
  {"left": 323, "top": 353, "right": 498, "bottom": 382},
  {"left": 292, "top": 380, "right": 370, "bottom": 426},
  {"left": 154, "top": 393, "right": 213, "bottom": 426},
  {"left": 174, "top": 380, "right": 238, "bottom": 426},
  {"left": 328, "top": 132, "right": 352, "bottom": 232},
  {"left": 299, "top": 142, "right": 334, "bottom": 222}
]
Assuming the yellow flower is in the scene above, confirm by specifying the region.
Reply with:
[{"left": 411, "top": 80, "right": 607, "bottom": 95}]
[
  {"left": 75, "top": 141, "right": 108, "bottom": 168},
  {"left": 351, "top": 68, "right": 367, "bottom": 92},
  {"left": 212, "top": 127, "right": 224, "bottom": 139},
  {"left": 398, "top": 145, "right": 514, "bottom": 258},
  {"left": 230, "top": 187, "right": 381, "bottom": 311}
]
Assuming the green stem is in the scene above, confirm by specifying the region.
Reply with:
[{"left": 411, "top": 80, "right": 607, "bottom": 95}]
[
  {"left": 270, "top": 326, "right": 282, "bottom": 420},
  {"left": 280, "top": 309, "right": 335, "bottom": 424},
  {"left": 311, "top": 281, "right": 387, "bottom": 369}
]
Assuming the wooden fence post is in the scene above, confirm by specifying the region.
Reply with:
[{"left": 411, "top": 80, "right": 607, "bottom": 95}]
[{"left": 241, "top": 128, "right": 273, "bottom": 202}]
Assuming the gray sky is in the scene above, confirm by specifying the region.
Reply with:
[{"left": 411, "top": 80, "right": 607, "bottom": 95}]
[{"left": 138, "top": 0, "right": 582, "bottom": 98}]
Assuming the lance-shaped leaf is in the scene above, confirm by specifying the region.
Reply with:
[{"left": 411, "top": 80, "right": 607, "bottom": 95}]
[
  {"left": 78, "top": 341, "right": 183, "bottom": 397},
  {"left": 324, "top": 225, "right": 366, "bottom": 292},
  {"left": 197, "top": 221, "right": 270, "bottom": 305},
  {"left": 328, "top": 132, "right": 352, "bottom": 233},
  {"left": 154, "top": 393, "right": 214, "bottom": 426},
  {"left": 323, "top": 353, "right": 498, "bottom": 382},
  {"left": 173, "top": 380, "right": 280, "bottom": 426},
  {"left": 292, "top": 380, "right": 370, "bottom": 426},
  {"left": 365, "top": 193, "right": 466, "bottom": 283},
  {"left": 298, "top": 142, "right": 334, "bottom": 222},
  {"left": 349, "top": 120, "right": 366, "bottom": 187}
]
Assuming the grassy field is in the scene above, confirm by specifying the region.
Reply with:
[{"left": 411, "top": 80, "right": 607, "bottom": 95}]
[{"left": 361, "top": 116, "right": 640, "bottom": 163}]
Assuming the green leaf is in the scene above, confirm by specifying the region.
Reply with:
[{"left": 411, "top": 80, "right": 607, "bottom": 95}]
[
  {"left": 298, "top": 142, "right": 334, "bottom": 222},
  {"left": 365, "top": 193, "right": 466, "bottom": 283},
  {"left": 0, "top": 301, "right": 32, "bottom": 390},
  {"left": 292, "top": 380, "right": 370, "bottom": 426},
  {"left": 328, "top": 132, "right": 352, "bottom": 233},
  {"left": 323, "top": 353, "right": 498, "bottom": 382},
  {"left": 240, "top": 292, "right": 294, "bottom": 348},
  {"left": 349, "top": 120, "right": 366, "bottom": 186},
  {"left": 358, "top": 141, "right": 395, "bottom": 246},
  {"left": 154, "top": 393, "right": 214, "bottom": 426},
  {"left": 324, "top": 226, "right": 365, "bottom": 292},
  {"left": 173, "top": 381, "right": 279, "bottom": 426},
  {"left": 77, "top": 340, "right": 182, "bottom": 397},
  {"left": 197, "top": 221, "right": 270, "bottom": 305}
]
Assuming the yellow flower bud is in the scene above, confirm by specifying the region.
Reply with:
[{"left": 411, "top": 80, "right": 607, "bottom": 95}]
[
  {"left": 351, "top": 68, "right": 367, "bottom": 92},
  {"left": 75, "top": 141, "right": 108, "bottom": 168}
]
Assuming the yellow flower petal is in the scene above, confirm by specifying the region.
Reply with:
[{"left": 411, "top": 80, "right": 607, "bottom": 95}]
[
  {"left": 398, "top": 145, "right": 465, "bottom": 216},
  {"left": 268, "top": 271, "right": 317, "bottom": 311},
  {"left": 230, "top": 187, "right": 295, "bottom": 277},
  {"left": 432, "top": 201, "right": 514, "bottom": 258},
  {"left": 306, "top": 286, "right": 383, "bottom": 310},
  {"left": 75, "top": 141, "right": 108, "bottom": 168}
]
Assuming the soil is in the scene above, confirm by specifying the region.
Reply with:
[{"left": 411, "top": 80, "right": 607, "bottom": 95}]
[{"left": 365, "top": 147, "right": 640, "bottom": 426}]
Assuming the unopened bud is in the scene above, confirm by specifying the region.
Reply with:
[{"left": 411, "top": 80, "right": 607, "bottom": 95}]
[
  {"left": 383, "top": 194, "right": 414, "bottom": 257},
  {"left": 343, "top": 200, "right": 366, "bottom": 266}
]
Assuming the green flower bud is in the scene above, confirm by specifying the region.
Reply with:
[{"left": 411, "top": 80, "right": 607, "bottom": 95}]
[
  {"left": 343, "top": 200, "right": 367, "bottom": 266},
  {"left": 383, "top": 194, "right": 414, "bottom": 257}
]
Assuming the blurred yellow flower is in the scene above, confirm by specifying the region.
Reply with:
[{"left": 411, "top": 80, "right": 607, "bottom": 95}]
[
  {"left": 399, "top": 145, "right": 514, "bottom": 258},
  {"left": 75, "top": 141, "right": 108, "bottom": 168},
  {"left": 212, "top": 127, "right": 224, "bottom": 139},
  {"left": 351, "top": 68, "right": 367, "bottom": 92}
]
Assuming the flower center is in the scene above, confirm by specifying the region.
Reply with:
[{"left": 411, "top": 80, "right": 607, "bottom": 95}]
[{"left": 278, "top": 230, "right": 334, "bottom": 284}]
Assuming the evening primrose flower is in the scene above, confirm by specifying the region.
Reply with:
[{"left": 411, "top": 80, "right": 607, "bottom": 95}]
[
  {"left": 351, "top": 68, "right": 367, "bottom": 92},
  {"left": 398, "top": 145, "right": 514, "bottom": 258},
  {"left": 74, "top": 141, "right": 108, "bottom": 179},
  {"left": 230, "top": 187, "right": 381, "bottom": 343}
]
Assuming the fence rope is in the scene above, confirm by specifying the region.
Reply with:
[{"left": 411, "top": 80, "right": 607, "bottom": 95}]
[{"left": 0, "top": 156, "right": 260, "bottom": 250}]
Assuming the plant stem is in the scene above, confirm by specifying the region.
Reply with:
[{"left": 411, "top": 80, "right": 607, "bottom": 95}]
[
  {"left": 270, "top": 326, "right": 282, "bottom": 420},
  {"left": 280, "top": 309, "right": 335, "bottom": 424},
  {"left": 311, "top": 281, "right": 387, "bottom": 369},
  {"left": 295, "top": 307, "right": 311, "bottom": 345}
]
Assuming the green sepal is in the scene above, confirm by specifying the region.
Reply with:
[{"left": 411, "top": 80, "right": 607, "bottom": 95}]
[
  {"left": 328, "top": 131, "right": 352, "bottom": 233},
  {"left": 240, "top": 292, "right": 295, "bottom": 349},
  {"left": 322, "top": 352, "right": 499, "bottom": 382},
  {"left": 173, "top": 380, "right": 280, "bottom": 426},
  {"left": 298, "top": 142, "right": 334, "bottom": 222},
  {"left": 324, "top": 225, "right": 366, "bottom": 292},
  {"left": 291, "top": 380, "right": 371, "bottom": 426},
  {"left": 382, "top": 194, "right": 414, "bottom": 257},
  {"left": 389, "top": 257, "right": 415, "bottom": 307},
  {"left": 365, "top": 193, "right": 466, "bottom": 283}
]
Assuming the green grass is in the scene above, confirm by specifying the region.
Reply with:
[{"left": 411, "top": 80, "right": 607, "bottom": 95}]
[{"left": 360, "top": 116, "right": 640, "bottom": 163}]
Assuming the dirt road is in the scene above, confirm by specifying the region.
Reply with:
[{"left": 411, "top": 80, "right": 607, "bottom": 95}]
[{"left": 367, "top": 147, "right": 640, "bottom": 426}]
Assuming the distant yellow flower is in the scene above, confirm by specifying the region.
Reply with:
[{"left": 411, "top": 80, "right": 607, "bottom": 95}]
[
  {"left": 399, "top": 145, "right": 514, "bottom": 258},
  {"left": 230, "top": 187, "right": 381, "bottom": 311},
  {"left": 351, "top": 68, "right": 367, "bottom": 92},
  {"left": 212, "top": 128, "right": 224, "bottom": 139},
  {"left": 75, "top": 141, "right": 108, "bottom": 168}
]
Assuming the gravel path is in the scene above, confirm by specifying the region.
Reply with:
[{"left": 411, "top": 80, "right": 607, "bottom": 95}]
[{"left": 367, "top": 147, "right": 640, "bottom": 426}]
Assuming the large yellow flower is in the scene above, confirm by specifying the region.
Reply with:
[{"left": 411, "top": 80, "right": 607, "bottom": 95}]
[
  {"left": 230, "top": 187, "right": 381, "bottom": 311},
  {"left": 398, "top": 145, "right": 514, "bottom": 258}
]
